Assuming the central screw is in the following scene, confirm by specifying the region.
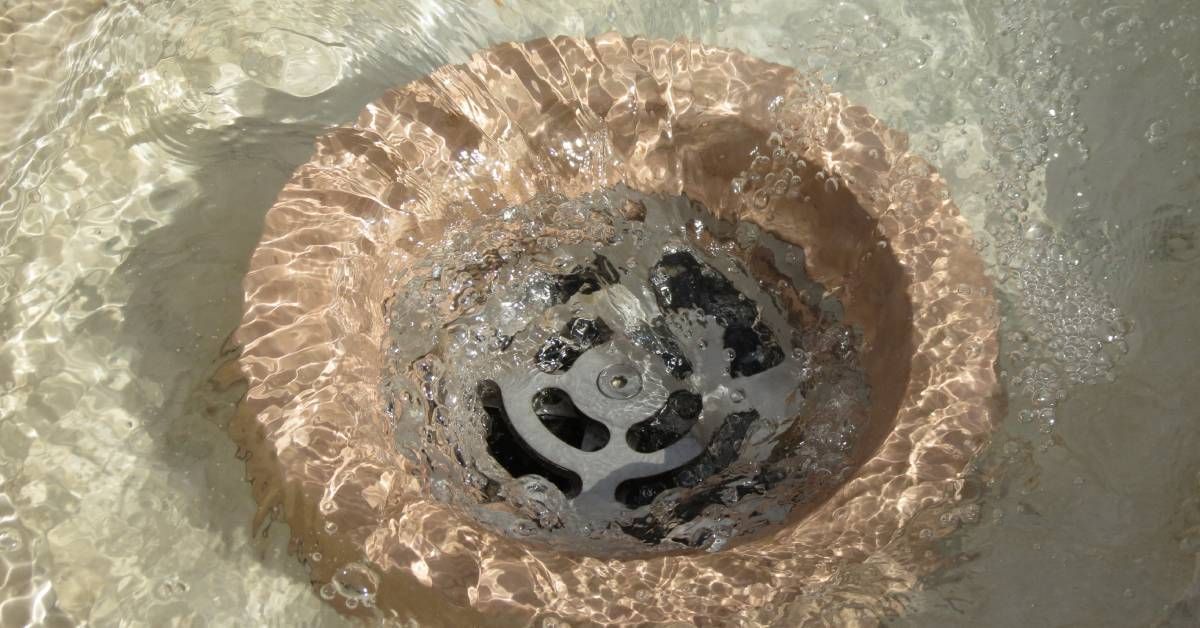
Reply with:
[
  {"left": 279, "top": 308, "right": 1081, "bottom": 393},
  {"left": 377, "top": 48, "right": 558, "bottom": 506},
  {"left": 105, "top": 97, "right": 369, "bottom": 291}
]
[{"left": 598, "top": 364, "right": 642, "bottom": 400}]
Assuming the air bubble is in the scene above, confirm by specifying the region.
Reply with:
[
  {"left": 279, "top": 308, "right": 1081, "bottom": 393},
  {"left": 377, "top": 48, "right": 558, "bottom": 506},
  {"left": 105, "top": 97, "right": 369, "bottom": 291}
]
[
  {"left": 0, "top": 528, "right": 21, "bottom": 552},
  {"left": 1146, "top": 119, "right": 1169, "bottom": 148},
  {"left": 332, "top": 562, "right": 379, "bottom": 604},
  {"left": 155, "top": 578, "right": 189, "bottom": 599}
]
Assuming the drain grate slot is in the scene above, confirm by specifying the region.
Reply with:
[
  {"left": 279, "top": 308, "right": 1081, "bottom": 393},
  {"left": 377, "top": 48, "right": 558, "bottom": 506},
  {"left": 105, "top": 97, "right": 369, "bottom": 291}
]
[
  {"left": 626, "top": 390, "right": 702, "bottom": 453},
  {"left": 480, "top": 380, "right": 581, "bottom": 497},
  {"left": 532, "top": 388, "right": 610, "bottom": 452}
]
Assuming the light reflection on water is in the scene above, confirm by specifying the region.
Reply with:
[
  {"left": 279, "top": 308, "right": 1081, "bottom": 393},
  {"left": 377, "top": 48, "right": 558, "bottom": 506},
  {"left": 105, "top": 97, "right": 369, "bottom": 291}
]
[{"left": 0, "top": 0, "right": 1197, "bottom": 625}]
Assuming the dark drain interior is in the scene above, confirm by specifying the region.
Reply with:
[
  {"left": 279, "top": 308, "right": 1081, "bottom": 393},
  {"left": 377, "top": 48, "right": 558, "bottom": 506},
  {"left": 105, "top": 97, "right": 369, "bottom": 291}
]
[
  {"left": 532, "top": 388, "right": 610, "bottom": 452},
  {"left": 650, "top": 251, "right": 784, "bottom": 378},
  {"left": 480, "top": 380, "right": 581, "bottom": 497},
  {"left": 626, "top": 390, "right": 702, "bottom": 453}
]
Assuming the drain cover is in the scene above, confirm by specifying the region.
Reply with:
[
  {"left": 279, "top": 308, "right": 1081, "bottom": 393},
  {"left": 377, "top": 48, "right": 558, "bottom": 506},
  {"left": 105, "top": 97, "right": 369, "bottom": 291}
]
[
  {"left": 490, "top": 245, "right": 810, "bottom": 516},
  {"left": 497, "top": 340, "right": 701, "bottom": 511},
  {"left": 389, "top": 187, "right": 873, "bottom": 549}
]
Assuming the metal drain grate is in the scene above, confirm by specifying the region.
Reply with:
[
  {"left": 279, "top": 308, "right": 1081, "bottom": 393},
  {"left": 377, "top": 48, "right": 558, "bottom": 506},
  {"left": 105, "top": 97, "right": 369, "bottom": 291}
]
[{"left": 486, "top": 250, "right": 810, "bottom": 515}]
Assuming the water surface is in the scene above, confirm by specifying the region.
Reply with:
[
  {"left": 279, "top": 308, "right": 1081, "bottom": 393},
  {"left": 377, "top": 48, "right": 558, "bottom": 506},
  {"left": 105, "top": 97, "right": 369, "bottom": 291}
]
[{"left": 1, "top": 0, "right": 1197, "bottom": 625}]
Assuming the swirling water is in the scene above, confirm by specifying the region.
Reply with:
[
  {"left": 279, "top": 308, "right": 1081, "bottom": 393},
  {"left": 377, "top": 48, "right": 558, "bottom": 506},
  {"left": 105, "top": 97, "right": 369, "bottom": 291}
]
[
  {"left": 382, "top": 186, "right": 871, "bottom": 556},
  {"left": 0, "top": 0, "right": 1197, "bottom": 626}
]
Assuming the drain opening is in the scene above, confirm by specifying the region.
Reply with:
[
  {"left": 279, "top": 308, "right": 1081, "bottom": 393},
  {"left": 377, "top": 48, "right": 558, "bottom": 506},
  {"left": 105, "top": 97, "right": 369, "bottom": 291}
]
[
  {"left": 387, "top": 186, "right": 871, "bottom": 553},
  {"left": 480, "top": 380, "right": 581, "bottom": 498},
  {"left": 650, "top": 250, "right": 785, "bottom": 378},
  {"left": 531, "top": 388, "right": 610, "bottom": 452},
  {"left": 616, "top": 409, "right": 760, "bottom": 509},
  {"left": 626, "top": 390, "right": 702, "bottom": 453}
]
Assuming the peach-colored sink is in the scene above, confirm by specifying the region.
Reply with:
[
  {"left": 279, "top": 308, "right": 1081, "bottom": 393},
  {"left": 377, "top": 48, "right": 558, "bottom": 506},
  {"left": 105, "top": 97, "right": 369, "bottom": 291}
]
[{"left": 233, "top": 33, "right": 1002, "bottom": 625}]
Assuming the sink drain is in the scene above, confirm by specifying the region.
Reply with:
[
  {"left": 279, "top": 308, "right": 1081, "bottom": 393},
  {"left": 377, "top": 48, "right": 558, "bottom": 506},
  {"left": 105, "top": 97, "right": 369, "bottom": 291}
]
[
  {"left": 394, "top": 188, "right": 873, "bottom": 550},
  {"left": 471, "top": 197, "right": 837, "bottom": 521},
  {"left": 233, "top": 33, "right": 1002, "bottom": 625}
]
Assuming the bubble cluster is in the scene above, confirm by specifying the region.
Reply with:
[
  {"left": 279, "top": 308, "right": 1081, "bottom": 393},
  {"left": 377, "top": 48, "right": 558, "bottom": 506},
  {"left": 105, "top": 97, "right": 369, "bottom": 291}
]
[
  {"left": 728, "top": 0, "right": 1136, "bottom": 435},
  {"left": 154, "top": 578, "right": 190, "bottom": 599},
  {"left": 973, "top": 2, "right": 1133, "bottom": 433}
]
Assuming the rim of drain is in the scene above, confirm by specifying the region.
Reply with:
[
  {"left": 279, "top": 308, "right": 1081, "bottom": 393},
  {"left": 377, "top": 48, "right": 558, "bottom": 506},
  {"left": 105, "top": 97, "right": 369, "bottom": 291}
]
[{"left": 233, "top": 33, "right": 1004, "bottom": 625}]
